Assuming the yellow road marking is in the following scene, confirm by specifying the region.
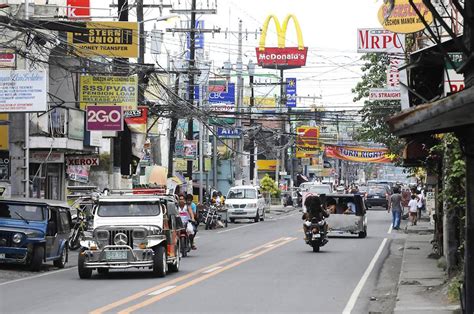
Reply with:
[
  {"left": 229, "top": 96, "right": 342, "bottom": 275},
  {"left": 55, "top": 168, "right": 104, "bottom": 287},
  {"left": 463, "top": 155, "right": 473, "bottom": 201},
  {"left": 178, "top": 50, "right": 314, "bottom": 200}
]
[
  {"left": 118, "top": 237, "right": 297, "bottom": 314},
  {"left": 90, "top": 237, "right": 292, "bottom": 314}
]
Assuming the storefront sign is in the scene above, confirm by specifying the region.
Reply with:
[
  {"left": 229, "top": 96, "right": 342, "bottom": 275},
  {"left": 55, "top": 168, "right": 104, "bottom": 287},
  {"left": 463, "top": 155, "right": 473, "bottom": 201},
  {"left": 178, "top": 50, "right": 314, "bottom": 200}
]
[
  {"left": 0, "top": 70, "right": 47, "bottom": 112},
  {"left": 0, "top": 49, "right": 16, "bottom": 68},
  {"left": 325, "top": 145, "right": 393, "bottom": 163},
  {"left": 0, "top": 151, "right": 9, "bottom": 181},
  {"left": 369, "top": 88, "right": 401, "bottom": 100},
  {"left": 286, "top": 78, "right": 297, "bottom": 107},
  {"left": 0, "top": 113, "right": 8, "bottom": 150},
  {"left": 387, "top": 57, "right": 401, "bottom": 88},
  {"left": 68, "top": 109, "right": 85, "bottom": 140},
  {"left": 357, "top": 29, "right": 405, "bottom": 53},
  {"left": 67, "top": 21, "right": 138, "bottom": 58},
  {"left": 30, "top": 151, "right": 64, "bottom": 163},
  {"left": 256, "top": 160, "right": 277, "bottom": 171},
  {"left": 66, "top": 0, "right": 90, "bottom": 20},
  {"left": 216, "top": 127, "right": 242, "bottom": 139},
  {"left": 378, "top": 0, "right": 433, "bottom": 34},
  {"left": 256, "top": 14, "right": 308, "bottom": 69},
  {"left": 66, "top": 156, "right": 99, "bottom": 166},
  {"left": 124, "top": 107, "right": 148, "bottom": 133},
  {"left": 79, "top": 75, "right": 138, "bottom": 111},
  {"left": 444, "top": 53, "right": 464, "bottom": 96},
  {"left": 86, "top": 105, "right": 123, "bottom": 131}
]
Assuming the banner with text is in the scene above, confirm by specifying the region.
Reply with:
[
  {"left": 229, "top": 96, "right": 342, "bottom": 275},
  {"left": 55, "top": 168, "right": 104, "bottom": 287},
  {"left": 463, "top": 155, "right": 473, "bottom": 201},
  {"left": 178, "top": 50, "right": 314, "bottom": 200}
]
[
  {"left": 325, "top": 145, "right": 392, "bottom": 163},
  {"left": 0, "top": 70, "right": 47, "bottom": 112},
  {"left": 80, "top": 75, "right": 138, "bottom": 110}
]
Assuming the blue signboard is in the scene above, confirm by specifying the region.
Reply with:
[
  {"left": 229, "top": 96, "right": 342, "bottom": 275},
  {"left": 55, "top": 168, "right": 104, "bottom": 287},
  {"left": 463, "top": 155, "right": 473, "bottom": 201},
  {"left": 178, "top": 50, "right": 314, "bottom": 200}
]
[
  {"left": 187, "top": 20, "right": 204, "bottom": 49},
  {"left": 217, "top": 127, "right": 242, "bottom": 139},
  {"left": 286, "top": 78, "right": 297, "bottom": 107},
  {"left": 194, "top": 83, "right": 235, "bottom": 103}
]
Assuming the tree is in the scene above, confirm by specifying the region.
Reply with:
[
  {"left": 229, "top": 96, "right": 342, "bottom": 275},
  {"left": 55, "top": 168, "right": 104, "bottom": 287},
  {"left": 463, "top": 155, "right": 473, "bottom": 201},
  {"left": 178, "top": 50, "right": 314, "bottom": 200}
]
[
  {"left": 352, "top": 53, "right": 405, "bottom": 157},
  {"left": 260, "top": 174, "right": 280, "bottom": 197}
]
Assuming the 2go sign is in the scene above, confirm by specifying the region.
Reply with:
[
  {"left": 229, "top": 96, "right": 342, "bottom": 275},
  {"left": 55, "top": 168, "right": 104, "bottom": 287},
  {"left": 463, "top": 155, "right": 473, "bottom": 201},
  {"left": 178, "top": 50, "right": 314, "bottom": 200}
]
[{"left": 86, "top": 105, "right": 123, "bottom": 131}]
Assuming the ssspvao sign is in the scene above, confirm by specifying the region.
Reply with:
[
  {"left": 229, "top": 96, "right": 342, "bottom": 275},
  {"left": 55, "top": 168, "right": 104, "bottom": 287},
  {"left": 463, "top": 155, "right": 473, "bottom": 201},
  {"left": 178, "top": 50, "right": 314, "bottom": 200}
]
[{"left": 86, "top": 105, "right": 123, "bottom": 131}]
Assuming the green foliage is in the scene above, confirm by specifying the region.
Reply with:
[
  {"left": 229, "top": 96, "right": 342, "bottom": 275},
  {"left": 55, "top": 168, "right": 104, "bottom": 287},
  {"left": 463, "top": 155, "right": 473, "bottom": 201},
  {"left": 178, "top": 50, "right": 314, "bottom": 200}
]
[
  {"left": 260, "top": 174, "right": 280, "bottom": 197},
  {"left": 447, "top": 275, "right": 462, "bottom": 303},
  {"left": 352, "top": 53, "right": 405, "bottom": 157},
  {"left": 441, "top": 134, "right": 466, "bottom": 210}
]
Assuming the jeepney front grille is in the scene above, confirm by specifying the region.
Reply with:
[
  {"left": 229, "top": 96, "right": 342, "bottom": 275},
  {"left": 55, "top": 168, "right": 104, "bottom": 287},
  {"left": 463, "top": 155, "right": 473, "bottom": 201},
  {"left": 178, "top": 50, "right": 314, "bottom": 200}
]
[{"left": 108, "top": 229, "right": 133, "bottom": 247}]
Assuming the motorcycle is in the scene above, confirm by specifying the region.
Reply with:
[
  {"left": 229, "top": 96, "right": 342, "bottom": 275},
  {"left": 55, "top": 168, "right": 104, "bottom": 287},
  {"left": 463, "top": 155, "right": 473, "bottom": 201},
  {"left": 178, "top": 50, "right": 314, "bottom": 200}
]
[
  {"left": 179, "top": 222, "right": 193, "bottom": 257},
  {"left": 304, "top": 218, "right": 328, "bottom": 252}
]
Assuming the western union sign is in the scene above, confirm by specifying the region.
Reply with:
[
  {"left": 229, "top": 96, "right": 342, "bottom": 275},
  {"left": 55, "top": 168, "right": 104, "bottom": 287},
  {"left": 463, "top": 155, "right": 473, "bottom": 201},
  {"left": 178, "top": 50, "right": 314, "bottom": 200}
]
[{"left": 68, "top": 22, "right": 138, "bottom": 58}]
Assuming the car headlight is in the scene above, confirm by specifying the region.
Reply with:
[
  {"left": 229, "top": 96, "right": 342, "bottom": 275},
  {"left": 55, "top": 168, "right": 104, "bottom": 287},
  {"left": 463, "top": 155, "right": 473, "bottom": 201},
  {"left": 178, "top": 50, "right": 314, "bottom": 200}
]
[
  {"left": 12, "top": 233, "right": 23, "bottom": 244},
  {"left": 133, "top": 229, "right": 147, "bottom": 239},
  {"left": 95, "top": 230, "right": 109, "bottom": 241},
  {"left": 246, "top": 203, "right": 257, "bottom": 208}
]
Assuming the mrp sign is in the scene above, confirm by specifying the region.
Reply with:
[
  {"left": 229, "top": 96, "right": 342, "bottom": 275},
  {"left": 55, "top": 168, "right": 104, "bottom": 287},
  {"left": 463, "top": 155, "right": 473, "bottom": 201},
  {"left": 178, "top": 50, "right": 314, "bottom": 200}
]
[
  {"left": 217, "top": 127, "right": 242, "bottom": 139},
  {"left": 357, "top": 29, "right": 405, "bottom": 53},
  {"left": 66, "top": 156, "right": 99, "bottom": 166}
]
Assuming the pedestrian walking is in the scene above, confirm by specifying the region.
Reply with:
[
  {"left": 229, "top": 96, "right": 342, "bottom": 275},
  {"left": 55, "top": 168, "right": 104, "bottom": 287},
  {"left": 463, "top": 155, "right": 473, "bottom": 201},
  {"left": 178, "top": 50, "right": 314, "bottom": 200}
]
[
  {"left": 408, "top": 194, "right": 418, "bottom": 225},
  {"left": 388, "top": 186, "right": 403, "bottom": 229}
]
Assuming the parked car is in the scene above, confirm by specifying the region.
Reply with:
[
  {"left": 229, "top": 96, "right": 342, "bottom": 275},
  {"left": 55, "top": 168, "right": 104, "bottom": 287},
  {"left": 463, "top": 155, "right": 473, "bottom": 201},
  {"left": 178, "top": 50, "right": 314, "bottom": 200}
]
[
  {"left": 78, "top": 193, "right": 181, "bottom": 279},
  {"left": 0, "top": 198, "right": 72, "bottom": 271},
  {"left": 365, "top": 185, "right": 390, "bottom": 209},
  {"left": 225, "top": 185, "right": 266, "bottom": 223}
]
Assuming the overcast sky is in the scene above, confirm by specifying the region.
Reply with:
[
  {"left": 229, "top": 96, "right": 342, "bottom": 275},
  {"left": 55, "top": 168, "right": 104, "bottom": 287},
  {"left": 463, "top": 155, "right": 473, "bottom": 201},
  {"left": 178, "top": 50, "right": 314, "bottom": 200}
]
[{"left": 92, "top": 0, "right": 384, "bottom": 108}]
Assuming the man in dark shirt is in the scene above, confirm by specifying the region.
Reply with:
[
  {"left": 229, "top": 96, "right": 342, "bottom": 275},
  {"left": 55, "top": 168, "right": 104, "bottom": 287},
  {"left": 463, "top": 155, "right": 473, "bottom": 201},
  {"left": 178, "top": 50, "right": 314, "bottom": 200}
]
[{"left": 388, "top": 186, "right": 403, "bottom": 229}]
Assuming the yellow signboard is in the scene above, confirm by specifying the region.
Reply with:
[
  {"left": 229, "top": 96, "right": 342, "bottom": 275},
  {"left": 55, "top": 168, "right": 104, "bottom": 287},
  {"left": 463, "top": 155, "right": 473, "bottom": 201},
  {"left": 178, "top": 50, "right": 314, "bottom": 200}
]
[
  {"left": 378, "top": 0, "right": 433, "bottom": 34},
  {"left": 79, "top": 75, "right": 138, "bottom": 110},
  {"left": 256, "top": 160, "right": 277, "bottom": 171},
  {"left": 67, "top": 21, "right": 138, "bottom": 58},
  {"left": 0, "top": 114, "right": 8, "bottom": 150}
]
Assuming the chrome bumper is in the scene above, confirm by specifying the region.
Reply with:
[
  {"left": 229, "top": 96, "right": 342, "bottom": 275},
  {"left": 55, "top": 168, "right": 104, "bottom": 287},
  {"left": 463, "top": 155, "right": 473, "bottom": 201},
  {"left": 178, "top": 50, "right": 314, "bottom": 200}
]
[{"left": 83, "top": 245, "right": 154, "bottom": 269}]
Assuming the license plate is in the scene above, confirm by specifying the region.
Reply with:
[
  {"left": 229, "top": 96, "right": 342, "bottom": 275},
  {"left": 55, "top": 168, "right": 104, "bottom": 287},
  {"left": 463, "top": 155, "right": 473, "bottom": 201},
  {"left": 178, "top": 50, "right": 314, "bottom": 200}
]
[
  {"left": 105, "top": 251, "right": 127, "bottom": 260},
  {"left": 374, "top": 196, "right": 380, "bottom": 198},
  {"left": 0, "top": 253, "right": 5, "bottom": 259}
]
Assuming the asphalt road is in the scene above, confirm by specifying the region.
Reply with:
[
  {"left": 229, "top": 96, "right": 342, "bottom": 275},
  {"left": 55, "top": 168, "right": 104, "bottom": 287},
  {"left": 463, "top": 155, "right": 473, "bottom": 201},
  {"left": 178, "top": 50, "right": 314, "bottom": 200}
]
[{"left": 0, "top": 208, "right": 402, "bottom": 314}]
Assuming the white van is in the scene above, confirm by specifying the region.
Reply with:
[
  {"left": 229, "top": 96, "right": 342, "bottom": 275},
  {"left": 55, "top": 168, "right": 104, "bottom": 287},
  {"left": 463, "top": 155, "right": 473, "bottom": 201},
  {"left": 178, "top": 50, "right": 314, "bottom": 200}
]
[{"left": 225, "top": 185, "right": 266, "bottom": 223}]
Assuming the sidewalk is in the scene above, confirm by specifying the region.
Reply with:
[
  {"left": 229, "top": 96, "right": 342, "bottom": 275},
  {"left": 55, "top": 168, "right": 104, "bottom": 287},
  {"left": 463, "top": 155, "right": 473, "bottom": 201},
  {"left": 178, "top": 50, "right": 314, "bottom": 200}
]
[
  {"left": 267, "top": 204, "right": 298, "bottom": 214},
  {"left": 394, "top": 214, "right": 461, "bottom": 313}
]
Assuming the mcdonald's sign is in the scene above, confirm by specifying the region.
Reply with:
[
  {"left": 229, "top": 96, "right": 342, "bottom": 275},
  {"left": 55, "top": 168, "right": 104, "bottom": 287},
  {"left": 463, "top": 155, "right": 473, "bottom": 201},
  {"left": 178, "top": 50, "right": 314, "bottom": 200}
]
[{"left": 256, "top": 14, "right": 308, "bottom": 69}]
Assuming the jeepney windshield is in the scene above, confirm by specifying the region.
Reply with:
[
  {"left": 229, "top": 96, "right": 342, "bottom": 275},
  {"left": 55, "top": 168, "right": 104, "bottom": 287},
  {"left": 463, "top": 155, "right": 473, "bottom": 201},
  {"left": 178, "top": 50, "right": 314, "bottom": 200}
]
[
  {"left": 0, "top": 203, "right": 45, "bottom": 221},
  {"left": 97, "top": 202, "right": 161, "bottom": 217}
]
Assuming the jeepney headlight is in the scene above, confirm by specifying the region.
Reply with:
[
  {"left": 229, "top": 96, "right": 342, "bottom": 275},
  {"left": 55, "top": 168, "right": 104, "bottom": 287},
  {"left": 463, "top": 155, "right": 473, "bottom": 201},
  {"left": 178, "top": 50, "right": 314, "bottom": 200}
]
[
  {"left": 95, "top": 230, "right": 109, "bottom": 241},
  {"left": 12, "top": 233, "right": 23, "bottom": 244},
  {"left": 132, "top": 229, "right": 146, "bottom": 239}
]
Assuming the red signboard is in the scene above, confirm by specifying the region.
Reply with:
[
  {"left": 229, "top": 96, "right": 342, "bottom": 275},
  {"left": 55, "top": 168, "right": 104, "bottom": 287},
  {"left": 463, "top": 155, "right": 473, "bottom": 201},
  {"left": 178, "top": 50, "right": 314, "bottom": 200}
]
[
  {"left": 256, "top": 47, "right": 308, "bottom": 69},
  {"left": 67, "top": 0, "right": 90, "bottom": 20}
]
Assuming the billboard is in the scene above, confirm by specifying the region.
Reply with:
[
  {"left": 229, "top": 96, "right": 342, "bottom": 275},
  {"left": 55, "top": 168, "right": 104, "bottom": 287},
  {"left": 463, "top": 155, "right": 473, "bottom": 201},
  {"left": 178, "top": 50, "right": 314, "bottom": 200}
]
[
  {"left": 79, "top": 75, "right": 138, "bottom": 110},
  {"left": 286, "top": 78, "right": 296, "bottom": 107},
  {"left": 67, "top": 21, "right": 138, "bottom": 58},
  {"left": 357, "top": 29, "right": 405, "bottom": 53},
  {"left": 86, "top": 105, "right": 123, "bottom": 131},
  {"left": 256, "top": 15, "right": 308, "bottom": 69},
  {"left": 296, "top": 126, "right": 320, "bottom": 158},
  {"left": 325, "top": 145, "right": 393, "bottom": 163},
  {"left": 0, "top": 70, "right": 47, "bottom": 112},
  {"left": 378, "top": 0, "right": 433, "bottom": 34}
]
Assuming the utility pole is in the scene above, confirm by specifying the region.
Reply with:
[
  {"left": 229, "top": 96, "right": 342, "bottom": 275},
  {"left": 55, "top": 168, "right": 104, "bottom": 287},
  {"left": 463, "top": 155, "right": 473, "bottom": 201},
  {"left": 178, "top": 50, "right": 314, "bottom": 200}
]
[
  {"left": 235, "top": 19, "right": 244, "bottom": 184},
  {"left": 248, "top": 61, "right": 256, "bottom": 184}
]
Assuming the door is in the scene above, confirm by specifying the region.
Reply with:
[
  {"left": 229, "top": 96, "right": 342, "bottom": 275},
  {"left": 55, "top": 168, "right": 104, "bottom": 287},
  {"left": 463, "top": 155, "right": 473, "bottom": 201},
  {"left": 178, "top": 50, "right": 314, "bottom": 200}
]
[{"left": 45, "top": 208, "right": 61, "bottom": 258}]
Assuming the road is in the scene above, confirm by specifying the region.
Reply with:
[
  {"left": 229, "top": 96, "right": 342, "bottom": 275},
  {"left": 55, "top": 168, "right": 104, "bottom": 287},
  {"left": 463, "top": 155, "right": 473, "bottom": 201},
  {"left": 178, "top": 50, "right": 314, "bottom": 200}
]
[{"left": 0, "top": 208, "right": 403, "bottom": 314}]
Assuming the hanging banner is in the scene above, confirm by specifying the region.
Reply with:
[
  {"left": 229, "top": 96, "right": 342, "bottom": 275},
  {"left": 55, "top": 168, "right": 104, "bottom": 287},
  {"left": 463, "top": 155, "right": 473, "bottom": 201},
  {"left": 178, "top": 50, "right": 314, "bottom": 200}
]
[
  {"left": 325, "top": 145, "right": 393, "bottom": 163},
  {"left": 66, "top": 165, "right": 90, "bottom": 183},
  {"left": 124, "top": 106, "right": 148, "bottom": 133},
  {"left": 183, "top": 140, "right": 198, "bottom": 160},
  {"left": 296, "top": 126, "right": 320, "bottom": 157},
  {"left": 387, "top": 57, "right": 401, "bottom": 88},
  {"left": 286, "top": 78, "right": 297, "bottom": 107},
  {"left": 79, "top": 75, "right": 138, "bottom": 110},
  {"left": 378, "top": 0, "right": 433, "bottom": 34},
  {"left": 256, "top": 14, "right": 308, "bottom": 69},
  {"left": 67, "top": 21, "right": 138, "bottom": 58},
  {"left": 357, "top": 29, "right": 405, "bottom": 53},
  {"left": 0, "top": 70, "right": 47, "bottom": 112}
]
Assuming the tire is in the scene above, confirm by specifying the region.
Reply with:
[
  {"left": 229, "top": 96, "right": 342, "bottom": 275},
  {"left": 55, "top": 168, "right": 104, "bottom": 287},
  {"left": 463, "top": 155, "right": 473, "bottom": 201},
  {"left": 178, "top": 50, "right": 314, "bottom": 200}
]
[
  {"left": 78, "top": 251, "right": 92, "bottom": 279},
  {"left": 260, "top": 209, "right": 265, "bottom": 221},
  {"left": 180, "top": 237, "right": 187, "bottom": 257},
  {"left": 68, "top": 229, "right": 81, "bottom": 251},
  {"left": 152, "top": 246, "right": 167, "bottom": 278},
  {"left": 168, "top": 242, "right": 180, "bottom": 273},
  {"left": 359, "top": 226, "right": 367, "bottom": 238},
  {"left": 230, "top": 218, "right": 235, "bottom": 223},
  {"left": 312, "top": 244, "right": 320, "bottom": 252},
  {"left": 254, "top": 212, "right": 260, "bottom": 223},
  {"left": 30, "top": 246, "right": 44, "bottom": 271},
  {"left": 53, "top": 245, "right": 67, "bottom": 268},
  {"left": 97, "top": 268, "right": 109, "bottom": 275}
]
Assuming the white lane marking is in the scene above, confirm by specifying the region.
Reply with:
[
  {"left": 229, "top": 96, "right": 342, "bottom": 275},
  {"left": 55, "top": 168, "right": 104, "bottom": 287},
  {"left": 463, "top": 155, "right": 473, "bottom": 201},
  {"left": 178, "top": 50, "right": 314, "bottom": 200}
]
[
  {"left": 342, "top": 238, "right": 388, "bottom": 314},
  {"left": 264, "top": 244, "right": 275, "bottom": 248},
  {"left": 239, "top": 254, "right": 253, "bottom": 259},
  {"left": 148, "top": 286, "right": 176, "bottom": 296},
  {"left": 202, "top": 266, "right": 223, "bottom": 274},
  {"left": 0, "top": 266, "right": 77, "bottom": 286},
  {"left": 387, "top": 225, "right": 393, "bottom": 234},
  {"left": 217, "top": 223, "right": 254, "bottom": 234}
]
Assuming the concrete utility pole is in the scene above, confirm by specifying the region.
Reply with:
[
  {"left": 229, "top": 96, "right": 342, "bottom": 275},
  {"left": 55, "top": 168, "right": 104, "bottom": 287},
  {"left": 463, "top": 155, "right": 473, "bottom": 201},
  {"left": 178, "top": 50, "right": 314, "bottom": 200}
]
[{"left": 235, "top": 19, "right": 244, "bottom": 184}]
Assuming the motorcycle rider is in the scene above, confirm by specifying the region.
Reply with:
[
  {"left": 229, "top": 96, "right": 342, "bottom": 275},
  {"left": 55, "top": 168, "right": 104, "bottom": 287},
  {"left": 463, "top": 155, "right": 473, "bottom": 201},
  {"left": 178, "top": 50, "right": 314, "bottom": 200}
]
[
  {"left": 302, "top": 195, "right": 330, "bottom": 242},
  {"left": 178, "top": 194, "right": 197, "bottom": 250}
]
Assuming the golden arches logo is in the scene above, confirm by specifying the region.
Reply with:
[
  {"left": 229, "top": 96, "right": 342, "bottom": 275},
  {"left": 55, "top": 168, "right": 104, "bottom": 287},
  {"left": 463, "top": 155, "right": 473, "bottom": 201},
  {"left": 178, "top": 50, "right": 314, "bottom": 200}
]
[{"left": 258, "top": 14, "right": 304, "bottom": 51}]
